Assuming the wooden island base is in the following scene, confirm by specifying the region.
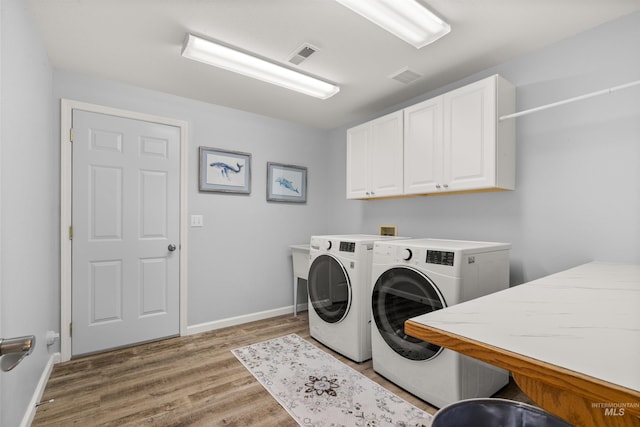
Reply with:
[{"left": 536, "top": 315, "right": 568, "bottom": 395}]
[
  {"left": 404, "top": 320, "right": 640, "bottom": 427},
  {"left": 513, "top": 373, "right": 640, "bottom": 427}
]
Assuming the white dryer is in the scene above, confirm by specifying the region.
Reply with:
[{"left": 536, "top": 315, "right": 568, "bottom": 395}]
[
  {"left": 371, "top": 238, "right": 511, "bottom": 408},
  {"left": 308, "top": 234, "right": 405, "bottom": 362}
]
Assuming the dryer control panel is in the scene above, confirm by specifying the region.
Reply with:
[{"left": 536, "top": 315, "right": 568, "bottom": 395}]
[{"left": 426, "top": 250, "right": 455, "bottom": 266}]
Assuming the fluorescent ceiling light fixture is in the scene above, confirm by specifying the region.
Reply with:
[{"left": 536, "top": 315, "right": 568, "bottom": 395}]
[
  {"left": 336, "top": 0, "right": 450, "bottom": 48},
  {"left": 181, "top": 33, "right": 340, "bottom": 100}
]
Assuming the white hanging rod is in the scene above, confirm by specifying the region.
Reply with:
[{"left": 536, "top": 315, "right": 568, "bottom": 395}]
[{"left": 499, "top": 79, "right": 640, "bottom": 121}]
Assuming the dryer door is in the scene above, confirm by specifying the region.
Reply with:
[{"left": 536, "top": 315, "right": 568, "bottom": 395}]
[
  {"left": 372, "top": 267, "right": 445, "bottom": 360},
  {"left": 308, "top": 254, "right": 352, "bottom": 323}
]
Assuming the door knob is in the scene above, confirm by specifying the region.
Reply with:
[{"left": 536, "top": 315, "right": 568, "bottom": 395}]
[{"left": 168, "top": 244, "right": 177, "bottom": 252}]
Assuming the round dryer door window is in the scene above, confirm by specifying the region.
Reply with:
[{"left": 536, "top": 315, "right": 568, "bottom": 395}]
[
  {"left": 308, "top": 254, "right": 352, "bottom": 323},
  {"left": 372, "top": 267, "right": 446, "bottom": 361}
]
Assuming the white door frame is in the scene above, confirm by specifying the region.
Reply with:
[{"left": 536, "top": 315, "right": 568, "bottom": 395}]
[{"left": 60, "top": 99, "right": 189, "bottom": 362}]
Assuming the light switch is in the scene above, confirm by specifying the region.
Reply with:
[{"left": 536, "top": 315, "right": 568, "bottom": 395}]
[{"left": 191, "top": 214, "right": 204, "bottom": 227}]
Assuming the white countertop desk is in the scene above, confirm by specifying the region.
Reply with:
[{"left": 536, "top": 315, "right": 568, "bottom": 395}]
[{"left": 406, "top": 262, "right": 640, "bottom": 427}]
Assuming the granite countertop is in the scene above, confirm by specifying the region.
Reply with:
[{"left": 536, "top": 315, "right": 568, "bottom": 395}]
[{"left": 409, "top": 262, "right": 640, "bottom": 392}]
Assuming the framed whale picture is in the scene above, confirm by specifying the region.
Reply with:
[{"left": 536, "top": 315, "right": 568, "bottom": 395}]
[
  {"left": 199, "top": 147, "right": 251, "bottom": 194},
  {"left": 267, "top": 162, "right": 307, "bottom": 203}
]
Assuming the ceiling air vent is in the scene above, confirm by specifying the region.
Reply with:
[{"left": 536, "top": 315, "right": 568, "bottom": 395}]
[
  {"left": 390, "top": 67, "right": 422, "bottom": 84},
  {"left": 288, "top": 43, "right": 318, "bottom": 65}
]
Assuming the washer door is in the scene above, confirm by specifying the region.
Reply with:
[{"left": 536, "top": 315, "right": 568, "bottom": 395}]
[
  {"left": 372, "top": 267, "right": 446, "bottom": 360},
  {"left": 308, "top": 254, "right": 352, "bottom": 323}
]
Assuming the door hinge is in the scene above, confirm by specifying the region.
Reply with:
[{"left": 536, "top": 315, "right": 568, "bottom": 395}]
[
  {"left": 69, "top": 128, "right": 73, "bottom": 143},
  {"left": 69, "top": 323, "right": 73, "bottom": 338},
  {"left": 69, "top": 226, "right": 73, "bottom": 240}
]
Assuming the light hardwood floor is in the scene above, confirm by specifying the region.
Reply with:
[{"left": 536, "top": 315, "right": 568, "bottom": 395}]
[{"left": 32, "top": 311, "right": 532, "bottom": 426}]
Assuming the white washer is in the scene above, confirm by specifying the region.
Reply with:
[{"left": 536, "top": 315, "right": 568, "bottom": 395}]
[
  {"left": 308, "top": 234, "right": 406, "bottom": 362},
  {"left": 371, "top": 238, "right": 511, "bottom": 408}
]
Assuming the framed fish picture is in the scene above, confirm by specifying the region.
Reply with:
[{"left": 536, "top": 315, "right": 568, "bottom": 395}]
[
  {"left": 199, "top": 147, "right": 251, "bottom": 194},
  {"left": 267, "top": 162, "right": 307, "bottom": 203}
]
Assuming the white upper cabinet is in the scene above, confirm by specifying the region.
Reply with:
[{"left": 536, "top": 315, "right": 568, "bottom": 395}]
[
  {"left": 404, "top": 74, "right": 515, "bottom": 196},
  {"left": 346, "top": 123, "right": 370, "bottom": 199},
  {"left": 348, "top": 74, "right": 515, "bottom": 199},
  {"left": 404, "top": 96, "right": 443, "bottom": 195},
  {"left": 443, "top": 75, "right": 514, "bottom": 192},
  {"left": 346, "top": 110, "right": 403, "bottom": 199}
]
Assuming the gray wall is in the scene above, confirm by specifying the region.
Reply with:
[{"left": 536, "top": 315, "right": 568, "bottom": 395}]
[
  {"left": 326, "top": 11, "right": 640, "bottom": 284},
  {"left": 1, "top": 0, "right": 58, "bottom": 426},
  {"left": 53, "top": 72, "right": 331, "bottom": 326}
]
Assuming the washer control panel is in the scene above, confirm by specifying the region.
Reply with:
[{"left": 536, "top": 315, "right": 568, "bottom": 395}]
[
  {"left": 339, "top": 241, "right": 356, "bottom": 253},
  {"left": 426, "top": 250, "right": 455, "bottom": 266}
]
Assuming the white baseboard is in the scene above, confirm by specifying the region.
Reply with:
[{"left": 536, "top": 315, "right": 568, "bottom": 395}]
[
  {"left": 21, "top": 352, "right": 61, "bottom": 427},
  {"left": 186, "top": 304, "right": 307, "bottom": 336}
]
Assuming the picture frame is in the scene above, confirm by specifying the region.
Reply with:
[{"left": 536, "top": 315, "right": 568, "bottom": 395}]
[
  {"left": 199, "top": 146, "right": 251, "bottom": 194},
  {"left": 267, "top": 162, "right": 307, "bottom": 203}
]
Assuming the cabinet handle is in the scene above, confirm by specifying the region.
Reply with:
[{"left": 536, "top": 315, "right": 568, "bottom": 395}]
[
  {"left": 371, "top": 191, "right": 375, "bottom": 195},
  {"left": 436, "top": 184, "right": 441, "bottom": 189},
  {"left": 443, "top": 184, "right": 449, "bottom": 188},
  {"left": 366, "top": 192, "right": 370, "bottom": 196}
]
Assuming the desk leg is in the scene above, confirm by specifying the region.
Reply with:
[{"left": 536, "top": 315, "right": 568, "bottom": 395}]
[
  {"left": 293, "top": 277, "right": 298, "bottom": 317},
  {"left": 513, "top": 373, "right": 640, "bottom": 427}
]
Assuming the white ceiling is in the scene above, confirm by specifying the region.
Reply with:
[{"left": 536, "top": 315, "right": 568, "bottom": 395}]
[{"left": 27, "top": 0, "right": 640, "bottom": 130}]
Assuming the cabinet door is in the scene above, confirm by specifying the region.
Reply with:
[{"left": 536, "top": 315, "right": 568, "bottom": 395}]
[
  {"left": 443, "top": 76, "right": 497, "bottom": 191},
  {"left": 404, "top": 97, "right": 443, "bottom": 195},
  {"left": 369, "top": 111, "right": 404, "bottom": 198},
  {"left": 346, "top": 123, "right": 370, "bottom": 199}
]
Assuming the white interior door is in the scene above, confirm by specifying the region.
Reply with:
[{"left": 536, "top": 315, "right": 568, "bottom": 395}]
[{"left": 71, "top": 110, "right": 180, "bottom": 356}]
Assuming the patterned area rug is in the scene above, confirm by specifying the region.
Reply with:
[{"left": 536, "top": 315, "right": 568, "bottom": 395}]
[{"left": 232, "top": 334, "right": 433, "bottom": 427}]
